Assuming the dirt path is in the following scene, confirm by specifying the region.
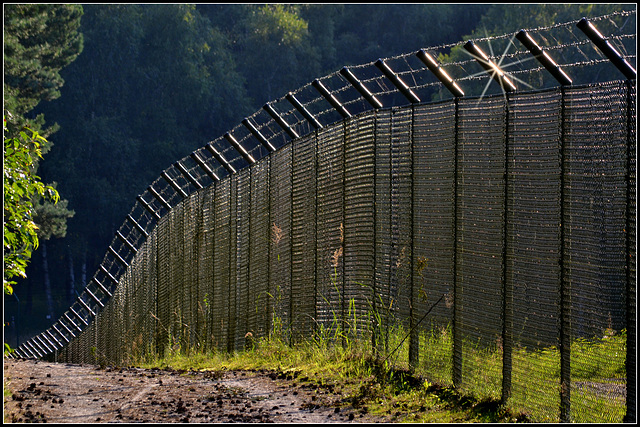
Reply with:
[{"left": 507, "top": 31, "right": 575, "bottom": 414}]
[{"left": 4, "top": 358, "right": 389, "bottom": 423}]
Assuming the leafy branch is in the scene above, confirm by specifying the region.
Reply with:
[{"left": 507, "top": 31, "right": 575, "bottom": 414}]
[{"left": 3, "top": 114, "right": 59, "bottom": 295}]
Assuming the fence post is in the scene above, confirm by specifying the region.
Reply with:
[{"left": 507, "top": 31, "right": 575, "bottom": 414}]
[
  {"left": 408, "top": 104, "right": 419, "bottom": 370},
  {"left": 559, "top": 85, "right": 571, "bottom": 422},
  {"left": 387, "top": 112, "right": 395, "bottom": 355},
  {"left": 289, "top": 135, "right": 294, "bottom": 346},
  {"left": 501, "top": 94, "right": 513, "bottom": 403},
  {"left": 372, "top": 111, "right": 378, "bottom": 354},
  {"left": 266, "top": 155, "right": 272, "bottom": 337},
  {"left": 342, "top": 120, "right": 349, "bottom": 347},
  {"left": 452, "top": 97, "right": 462, "bottom": 388},
  {"left": 246, "top": 166, "right": 253, "bottom": 348},
  {"left": 624, "top": 79, "right": 636, "bottom": 423},
  {"left": 227, "top": 178, "right": 235, "bottom": 353},
  {"left": 313, "top": 130, "right": 319, "bottom": 342}
]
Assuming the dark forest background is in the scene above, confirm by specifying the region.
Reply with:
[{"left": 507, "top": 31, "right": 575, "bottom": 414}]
[{"left": 4, "top": 4, "right": 635, "bottom": 347}]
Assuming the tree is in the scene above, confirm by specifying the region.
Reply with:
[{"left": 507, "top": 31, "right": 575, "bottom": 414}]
[
  {"left": 33, "top": 184, "right": 75, "bottom": 318},
  {"left": 34, "top": 4, "right": 251, "bottom": 289},
  {"left": 4, "top": 4, "right": 83, "bottom": 126},
  {"left": 217, "top": 4, "right": 316, "bottom": 104},
  {"left": 3, "top": 4, "right": 82, "bottom": 304},
  {"left": 3, "top": 117, "right": 59, "bottom": 295}
]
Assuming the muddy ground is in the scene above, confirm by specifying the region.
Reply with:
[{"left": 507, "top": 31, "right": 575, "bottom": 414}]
[{"left": 4, "top": 358, "right": 392, "bottom": 423}]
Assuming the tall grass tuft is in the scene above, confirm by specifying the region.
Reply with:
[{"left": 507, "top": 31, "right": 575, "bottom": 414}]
[{"left": 129, "top": 275, "right": 628, "bottom": 424}]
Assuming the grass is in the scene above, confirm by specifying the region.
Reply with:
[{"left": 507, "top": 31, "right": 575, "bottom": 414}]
[
  {"left": 416, "top": 324, "right": 627, "bottom": 423},
  {"left": 122, "top": 244, "right": 627, "bottom": 423},
  {"left": 3, "top": 382, "right": 11, "bottom": 423},
  {"left": 128, "top": 314, "right": 627, "bottom": 423},
  {"left": 132, "top": 331, "right": 528, "bottom": 422}
]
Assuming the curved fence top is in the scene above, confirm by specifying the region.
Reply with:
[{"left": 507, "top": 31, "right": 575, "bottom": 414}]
[{"left": 9, "top": 9, "right": 636, "bottom": 360}]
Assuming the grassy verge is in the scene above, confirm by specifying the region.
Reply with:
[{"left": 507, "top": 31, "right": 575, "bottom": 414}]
[
  {"left": 417, "top": 325, "right": 627, "bottom": 423},
  {"left": 131, "top": 330, "right": 529, "bottom": 422},
  {"left": 129, "top": 319, "right": 626, "bottom": 423},
  {"left": 4, "top": 364, "right": 14, "bottom": 423}
]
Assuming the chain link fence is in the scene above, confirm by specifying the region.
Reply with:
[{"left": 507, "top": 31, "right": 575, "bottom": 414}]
[{"left": 9, "top": 11, "right": 635, "bottom": 423}]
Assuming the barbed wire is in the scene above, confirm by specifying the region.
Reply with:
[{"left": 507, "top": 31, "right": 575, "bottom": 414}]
[
  {"left": 193, "top": 8, "right": 636, "bottom": 203},
  {"left": 11, "top": 8, "right": 636, "bottom": 363}
]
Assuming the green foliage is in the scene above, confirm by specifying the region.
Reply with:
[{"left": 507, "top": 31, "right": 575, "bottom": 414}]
[
  {"left": 36, "top": 4, "right": 251, "bottom": 271},
  {"left": 250, "top": 4, "right": 309, "bottom": 46},
  {"left": 224, "top": 4, "right": 314, "bottom": 103},
  {"left": 3, "top": 4, "right": 82, "bottom": 301},
  {"left": 33, "top": 186, "right": 75, "bottom": 240},
  {"left": 4, "top": 343, "right": 15, "bottom": 357},
  {"left": 3, "top": 4, "right": 83, "bottom": 117},
  {"left": 3, "top": 117, "right": 59, "bottom": 295}
]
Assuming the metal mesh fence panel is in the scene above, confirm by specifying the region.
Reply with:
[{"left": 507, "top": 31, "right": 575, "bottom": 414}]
[
  {"left": 142, "top": 232, "right": 159, "bottom": 359},
  {"left": 389, "top": 107, "right": 414, "bottom": 369},
  {"left": 344, "top": 114, "right": 376, "bottom": 340},
  {"left": 155, "top": 210, "right": 171, "bottom": 356},
  {"left": 228, "top": 176, "right": 239, "bottom": 351},
  {"left": 507, "top": 89, "right": 563, "bottom": 421},
  {"left": 248, "top": 162, "right": 271, "bottom": 341},
  {"left": 171, "top": 194, "right": 187, "bottom": 351},
  {"left": 195, "top": 189, "right": 214, "bottom": 351},
  {"left": 235, "top": 169, "right": 251, "bottom": 350},
  {"left": 455, "top": 95, "right": 507, "bottom": 400},
  {"left": 563, "top": 82, "right": 630, "bottom": 423},
  {"left": 626, "top": 80, "right": 636, "bottom": 424},
  {"left": 213, "top": 179, "right": 230, "bottom": 350},
  {"left": 413, "top": 101, "right": 457, "bottom": 385},
  {"left": 269, "top": 144, "right": 292, "bottom": 341},
  {"left": 184, "top": 191, "right": 200, "bottom": 350},
  {"left": 291, "top": 133, "right": 318, "bottom": 341},
  {"left": 373, "top": 109, "right": 394, "bottom": 354},
  {"left": 15, "top": 39, "right": 634, "bottom": 421},
  {"left": 315, "top": 123, "right": 345, "bottom": 339}
]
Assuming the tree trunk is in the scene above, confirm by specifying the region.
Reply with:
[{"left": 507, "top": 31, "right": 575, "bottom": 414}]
[
  {"left": 25, "top": 275, "right": 33, "bottom": 316},
  {"left": 42, "top": 241, "right": 55, "bottom": 321},
  {"left": 81, "top": 249, "right": 87, "bottom": 289},
  {"left": 68, "top": 247, "right": 76, "bottom": 301}
]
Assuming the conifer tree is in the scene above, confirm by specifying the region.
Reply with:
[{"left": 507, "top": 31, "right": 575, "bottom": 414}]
[
  {"left": 3, "top": 4, "right": 82, "bottom": 296},
  {"left": 4, "top": 4, "right": 83, "bottom": 119}
]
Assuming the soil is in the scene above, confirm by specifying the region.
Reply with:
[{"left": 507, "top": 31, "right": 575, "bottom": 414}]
[{"left": 4, "top": 358, "right": 391, "bottom": 423}]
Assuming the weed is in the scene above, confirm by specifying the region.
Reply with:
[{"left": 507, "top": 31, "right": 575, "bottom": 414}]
[{"left": 126, "top": 250, "right": 627, "bottom": 424}]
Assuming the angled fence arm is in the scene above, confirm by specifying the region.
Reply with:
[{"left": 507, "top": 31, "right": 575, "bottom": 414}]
[
  {"left": 225, "top": 132, "right": 255, "bottom": 165},
  {"left": 516, "top": 30, "right": 572, "bottom": 86},
  {"left": 136, "top": 194, "right": 161, "bottom": 221},
  {"left": 286, "top": 92, "right": 324, "bottom": 129},
  {"left": 464, "top": 41, "right": 517, "bottom": 92},
  {"left": 416, "top": 49, "right": 465, "bottom": 97},
  {"left": 242, "top": 118, "right": 276, "bottom": 152},
  {"left": 161, "top": 171, "right": 188, "bottom": 199},
  {"left": 375, "top": 59, "right": 420, "bottom": 103},
  {"left": 173, "top": 161, "right": 204, "bottom": 190},
  {"left": 312, "top": 78, "right": 352, "bottom": 119},
  {"left": 339, "top": 67, "right": 383, "bottom": 109},
  {"left": 191, "top": 150, "right": 222, "bottom": 181},
  {"left": 577, "top": 18, "right": 636, "bottom": 80},
  {"left": 263, "top": 102, "right": 299, "bottom": 140},
  {"left": 204, "top": 144, "right": 235, "bottom": 175}
]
